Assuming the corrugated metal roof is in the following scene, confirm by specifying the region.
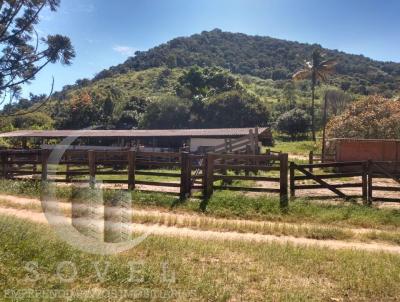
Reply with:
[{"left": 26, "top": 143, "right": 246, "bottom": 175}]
[{"left": 0, "top": 128, "right": 270, "bottom": 138}]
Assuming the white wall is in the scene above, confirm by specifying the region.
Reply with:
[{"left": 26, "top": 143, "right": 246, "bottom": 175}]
[{"left": 190, "top": 138, "right": 225, "bottom": 152}]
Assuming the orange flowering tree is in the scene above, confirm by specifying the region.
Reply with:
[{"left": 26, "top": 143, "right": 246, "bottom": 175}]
[{"left": 326, "top": 95, "right": 400, "bottom": 139}]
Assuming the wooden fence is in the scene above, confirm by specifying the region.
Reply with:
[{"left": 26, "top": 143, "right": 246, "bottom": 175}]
[
  {"left": 290, "top": 160, "right": 400, "bottom": 203},
  {"left": 1, "top": 149, "right": 398, "bottom": 205},
  {"left": 0, "top": 149, "right": 289, "bottom": 207}
]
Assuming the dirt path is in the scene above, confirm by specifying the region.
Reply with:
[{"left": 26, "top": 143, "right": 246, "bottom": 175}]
[
  {"left": 0, "top": 194, "right": 397, "bottom": 234},
  {"left": 1, "top": 195, "right": 400, "bottom": 254}
]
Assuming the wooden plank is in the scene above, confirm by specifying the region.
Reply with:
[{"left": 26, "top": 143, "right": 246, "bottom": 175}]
[
  {"left": 128, "top": 150, "right": 136, "bottom": 190},
  {"left": 371, "top": 197, "right": 400, "bottom": 202},
  {"left": 372, "top": 186, "right": 400, "bottom": 192},
  {"left": 296, "top": 165, "right": 348, "bottom": 199},
  {"left": 213, "top": 186, "right": 280, "bottom": 193},
  {"left": 298, "top": 161, "right": 365, "bottom": 169},
  {"left": 214, "top": 175, "right": 280, "bottom": 182},
  {"left": 294, "top": 183, "right": 363, "bottom": 190},
  {"left": 279, "top": 153, "right": 289, "bottom": 208},
  {"left": 294, "top": 172, "right": 362, "bottom": 180},
  {"left": 211, "top": 153, "right": 280, "bottom": 161},
  {"left": 1, "top": 152, "right": 7, "bottom": 179},
  {"left": 214, "top": 164, "right": 280, "bottom": 171},
  {"left": 88, "top": 150, "right": 96, "bottom": 189},
  {"left": 41, "top": 150, "right": 49, "bottom": 181},
  {"left": 309, "top": 151, "right": 314, "bottom": 172},
  {"left": 362, "top": 161, "right": 368, "bottom": 203},
  {"left": 135, "top": 181, "right": 180, "bottom": 187},
  {"left": 290, "top": 162, "right": 295, "bottom": 197},
  {"left": 137, "top": 151, "right": 180, "bottom": 158},
  {"left": 136, "top": 161, "right": 180, "bottom": 167},
  {"left": 368, "top": 160, "right": 373, "bottom": 205},
  {"left": 135, "top": 171, "right": 180, "bottom": 177},
  {"left": 180, "top": 152, "right": 189, "bottom": 200},
  {"left": 204, "top": 153, "right": 215, "bottom": 199}
]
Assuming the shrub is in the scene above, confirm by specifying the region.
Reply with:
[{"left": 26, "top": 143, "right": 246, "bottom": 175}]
[
  {"left": 276, "top": 108, "right": 311, "bottom": 139},
  {"left": 203, "top": 90, "right": 270, "bottom": 128},
  {"left": 326, "top": 95, "right": 400, "bottom": 139}
]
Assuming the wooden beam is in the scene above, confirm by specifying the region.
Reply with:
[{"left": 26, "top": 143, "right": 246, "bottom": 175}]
[
  {"left": 127, "top": 150, "right": 136, "bottom": 190},
  {"left": 279, "top": 153, "right": 289, "bottom": 209},
  {"left": 88, "top": 150, "right": 96, "bottom": 189},
  {"left": 203, "top": 153, "right": 215, "bottom": 199}
]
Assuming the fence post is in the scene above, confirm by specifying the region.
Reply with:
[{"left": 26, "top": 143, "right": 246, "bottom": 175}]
[
  {"left": 290, "top": 161, "right": 295, "bottom": 198},
  {"left": 180, "top": 151, "right": 190, "bottom": 200},
  {"left": 362, "top": 161, "right": 368, "bottom": 204},
  {"left": 128, "top": 149, "right": 136, "bottom": 191},
  {"left": 279, "top": 153, "right": 289, "bottom": 209},
  {"left": 309, "top": 151, "right": 314, "bottom": 172},
  {"left": 88, "top": 150, "right": 96, "bottom": 189},
  {"left": 367, "top": 160, "right": 373, "bottom": 205},
  {"left": 65, "top": 152, "right": 71, "bottom": 183},
  {"left": 186, "top": 154, "right": 192, "bottom": 196},
  {"left": 1, "top": 152, "right": 7, "bottom": 179},
  {"left": 203, "top": 153, "right": 215, "bottom": 199},
  {"left": 41, "top": 150, "right": 49, "bottom": 181}
]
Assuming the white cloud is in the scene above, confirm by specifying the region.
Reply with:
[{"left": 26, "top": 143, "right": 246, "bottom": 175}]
[{"left": 112, "top": 45, "right": 137, "bottom": 56}]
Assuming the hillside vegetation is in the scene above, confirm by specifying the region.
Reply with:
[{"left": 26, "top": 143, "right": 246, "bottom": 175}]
[
  {"left": 101, "top": 29, "right": 400, "bottom": 97},
  {"left": 2, "top": 66, "right": 330, "bottom": 131},
  {"left": 2, "top": 29, "right": 400, "bottom": 136}
]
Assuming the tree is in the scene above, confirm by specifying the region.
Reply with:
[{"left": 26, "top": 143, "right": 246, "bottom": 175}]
[
  {"left": 0, "top": 0, "right": 75, "bottom": 112},
  {"left": 276, "top": 109, "right": 311, "bottom": 139},
  {"left": 292, "top": 49, "right": 337, "bottom": 141},
  {"left": 11, "top": 111, "right": 54, "bottom": 129},
  {"left": 326, "top": 95, "right": 400, "bottom": 139},
  {"left": 282, "top": 81, "right": 296, "bottom": 110},
  {"left": 140, "top": 97, "right": 191, "bottom": 129},
  {"left": 202, "top": 90, "right": 270, "bottom": 128},
  {"left": 176, "top": 66, "right": 239, "bottom": 100},
  {"left": 57, "top": 90, "right": 96, "bottom": 129},
  {"left": 116, "top": 96, "right": 148, "bottom": 129}
]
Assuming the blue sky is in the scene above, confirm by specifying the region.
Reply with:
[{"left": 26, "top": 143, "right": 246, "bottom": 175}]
[{"left": 25, "top": 0, "right": 400, "bottom": 97}]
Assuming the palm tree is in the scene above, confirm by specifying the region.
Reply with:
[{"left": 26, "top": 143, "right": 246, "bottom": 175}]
[{"left": 292, "top": 50, "right": 337, "bottom": 141}]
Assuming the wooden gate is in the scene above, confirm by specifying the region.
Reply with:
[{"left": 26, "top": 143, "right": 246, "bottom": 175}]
[{"left": 290, "top": 161, "right": 367, "bottom": 201}]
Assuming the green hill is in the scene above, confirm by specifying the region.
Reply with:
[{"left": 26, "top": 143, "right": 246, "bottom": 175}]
[
  {"left": 97, "top": 29, "right": 400, "bottom": 97},
  {"left": 2, "top": 29, "right": 399, "bottom": 133}
]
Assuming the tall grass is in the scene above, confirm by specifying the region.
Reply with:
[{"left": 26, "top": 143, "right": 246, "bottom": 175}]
[{"left": 0, "top": 216, "right": 399, "bottom": 301}]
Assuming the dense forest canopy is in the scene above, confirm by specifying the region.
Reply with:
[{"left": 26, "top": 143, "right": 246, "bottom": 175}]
[{"left": 98, "top": 29, "right": 400, "bottom": 97}]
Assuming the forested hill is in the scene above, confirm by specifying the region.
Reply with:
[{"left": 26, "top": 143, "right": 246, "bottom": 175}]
[{"left": 95, "top": 29, "right": 400, "bottom": 97}]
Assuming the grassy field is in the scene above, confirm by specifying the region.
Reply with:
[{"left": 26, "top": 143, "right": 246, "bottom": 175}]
[
  {"left": 269, "top": 139, "right": 322, "bottom": 157},
  {"left": 0, "top": 215, "right": 400, "bottom": 301}
]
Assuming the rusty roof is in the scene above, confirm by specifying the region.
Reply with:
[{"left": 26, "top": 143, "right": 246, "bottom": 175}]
[{"left": 0, "top": 128, "right": 270, "bottom": 138}]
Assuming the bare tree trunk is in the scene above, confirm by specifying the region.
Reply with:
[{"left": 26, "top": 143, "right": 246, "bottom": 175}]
[
  {"left": 311, "top": 82, "right": 316, "bottom": 141},
  {"left": 321, "top": 93, "right": 328, "bottom": 162}
]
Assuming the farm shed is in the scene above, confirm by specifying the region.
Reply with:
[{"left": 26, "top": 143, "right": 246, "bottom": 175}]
[
  {"left": 0, "top": 127, "right": 272, "bottom": 153},
  {"left": 325, "top": 138, "right": 400, "bottom": 171}
]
